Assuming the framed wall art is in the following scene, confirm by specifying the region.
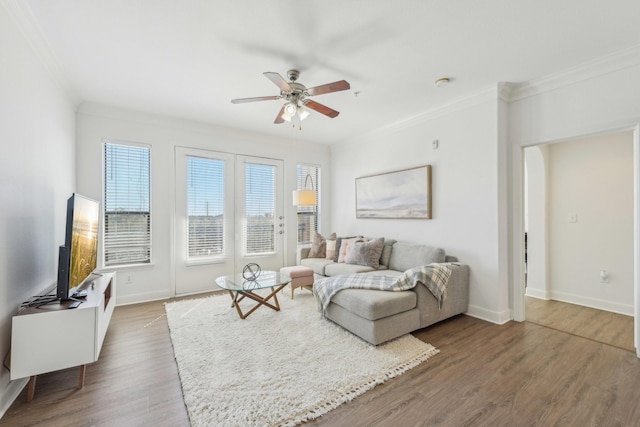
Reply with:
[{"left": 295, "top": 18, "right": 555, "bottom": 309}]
[{"left": 355, "top": 165, "right": 431, "bottom": 219}]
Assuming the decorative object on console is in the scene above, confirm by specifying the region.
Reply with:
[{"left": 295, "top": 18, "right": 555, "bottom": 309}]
[{"left": 356, "top": 165, "right": 432, "bottom": 219}]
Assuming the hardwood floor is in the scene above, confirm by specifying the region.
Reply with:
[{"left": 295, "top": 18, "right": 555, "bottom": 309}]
[
  {"left": 3, "top": 296, "right": 640, "bottom": 426},
  {"left": 525, "top": 296, "right": 634, "bottom": 352}
]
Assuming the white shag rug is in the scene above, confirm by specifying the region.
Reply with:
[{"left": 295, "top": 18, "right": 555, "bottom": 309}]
[{"left": 165, "top": 290, "right": 438, "bottom": 427}]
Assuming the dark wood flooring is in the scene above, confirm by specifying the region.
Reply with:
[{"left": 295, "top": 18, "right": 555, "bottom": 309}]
[{"left": 2, "top": 295, "right": 639, "bottom": 426}]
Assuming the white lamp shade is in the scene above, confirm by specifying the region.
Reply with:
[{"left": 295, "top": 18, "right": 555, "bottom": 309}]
[
  {"left": 292, "top": 189, "right": 317, "bottom": 206},
  {"left": 297, "top": 106, "right": 310, "bottom": 121}
]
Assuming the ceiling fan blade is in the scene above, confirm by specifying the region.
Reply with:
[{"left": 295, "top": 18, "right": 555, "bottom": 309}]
[
  {"left": 231, "top": 95, "right": 281, "bottom": 104},
  {"left": 306, "top": 80, "right": 350, "bottom": 96},
  {"left": 263, "top": 72, "right": 293, "bottom": 92},
  {"left": 274, "top": 104, "right": 286, "bottom": 124},
  {"left": 304, "top": 100, "right": 340, "bottom": 118}
]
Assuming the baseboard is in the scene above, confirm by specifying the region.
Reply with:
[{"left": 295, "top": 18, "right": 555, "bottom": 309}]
[
  {"left": 466, "top": 305, "right": 512, "bottom": 325},
  {"left": 525, "top": 287, "right": 550, "bottom": 299},
  {"left": 0, "top": 378, "right": 28, "bottom": 419},
  {"left": 116, "top": 290, "right": 175, "bottom": 306},
  {"left": 548, "top": 290, "right": 634, "bottom": 316}
]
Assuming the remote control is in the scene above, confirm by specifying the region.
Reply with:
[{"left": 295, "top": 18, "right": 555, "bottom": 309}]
[{"left": 68, "top": 301, "right": 82, "bottom": 309}]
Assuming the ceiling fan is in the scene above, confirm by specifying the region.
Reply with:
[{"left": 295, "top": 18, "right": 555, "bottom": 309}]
[{"left": 231, "top": 69, "right": 350, "bottom": 124}]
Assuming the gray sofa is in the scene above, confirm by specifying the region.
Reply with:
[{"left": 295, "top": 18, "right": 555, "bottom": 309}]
[{"left": 299, "top": 241, "right": 470, "bottom": 345}]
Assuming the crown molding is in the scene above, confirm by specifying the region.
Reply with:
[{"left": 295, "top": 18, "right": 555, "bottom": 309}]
[
  {"left": 508, "top": 44, "right": 640, "bottom": 102},
  {"left": 339, "top": 84, "right": 500, "bottom": 148},
  {"left": 1, "top": 0, "right": 79, "bottom": 106}
]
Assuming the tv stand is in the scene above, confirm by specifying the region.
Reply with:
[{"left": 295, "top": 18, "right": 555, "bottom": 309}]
[{"left": 11, "top": 272, "right": 116, "bottom": 401}]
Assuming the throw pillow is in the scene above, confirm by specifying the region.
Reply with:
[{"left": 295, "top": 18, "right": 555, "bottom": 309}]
[
  {"left": 308, "top": 232, "right": 326, "bottom": 258},
  {"left": 325, "top": 232, "right": 337, "bottom": 260},
  {"left": 379, "top": 239, "right": 397, "bottom": 269},
  {"left": 338, "top": 237, "right": 365, "bottom": 263},
  {"left": 333, "top": 236, "right": 357, "bottom": 262},
  {"left": 344, "top": 237, "right": 385, "bottom": 268}
]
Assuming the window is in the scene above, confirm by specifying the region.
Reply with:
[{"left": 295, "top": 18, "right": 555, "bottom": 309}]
[
  {"left": 103, "top": 141, "right": 151, "bottom": 266},
  {"left": 296, "top": 164, "right": 320, "bottom": 244},
  {"left": 187, "top": 156, "right": 225, "bottom": 260},
  {"left": 244, "top": 162, "right": 275, "bottom": 255}
]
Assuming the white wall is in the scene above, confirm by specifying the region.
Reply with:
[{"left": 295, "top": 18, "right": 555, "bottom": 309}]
[
  {"left": 75, "top": 103, "right": 331, "bottom": 305},
  {"left": 0, "top": 4, "right": 76, "bottom": 415},
  {"left": 525, "top": 145, "right": 549, "bottom": 298},
  {"left": 547, "top": 132, "right": 634, "bottom": 314},
  {"left": 331, "top": 90, "right": 509, "bottom": 323}
]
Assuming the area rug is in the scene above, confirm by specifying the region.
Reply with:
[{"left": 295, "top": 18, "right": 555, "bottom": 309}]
[{"left": 165, "top": 291, "right": 439, "bottom": 427}]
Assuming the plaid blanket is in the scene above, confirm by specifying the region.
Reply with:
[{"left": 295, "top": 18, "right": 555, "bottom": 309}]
[
  {"left": 394, "top": 263, "right": 453, "bottom": 309},
  {"left": 314, "top": 263, "right": 455, "bottom": 314}
]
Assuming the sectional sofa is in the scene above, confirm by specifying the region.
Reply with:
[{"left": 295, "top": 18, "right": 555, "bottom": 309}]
[{"left": 298, "top": 238, "right": 470, "bottom": 345}]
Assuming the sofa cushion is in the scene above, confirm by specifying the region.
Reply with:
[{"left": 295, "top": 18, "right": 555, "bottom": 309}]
[
  {"left": 330, "top": 288, "right": 417, "bottom": 321},
  {"left": 308, "top": 232, "right": 326, "bottom": 258},
  {"left": 333, "top": 236, "right": 358, "bottom": 262},
  {"left": 300, "top": 258, "right": 335, "bottom": 276},
  {"left": 344, "top": 237, "right": 385, "bottom": 269},
  {"left": 337, "top": 237, "right": 363, "bottom": 263},
  {"left": 388, "top": 243, "right": 445, "bottom": 272},
  {"left": 325, "top": 262, "right": 375, "bottom": 276},
  {"left": 379, "top": 239, "right": 397, "bottom": 269},
  {"left": 325, "top": 237, "right": 337, "bottom": 260}
]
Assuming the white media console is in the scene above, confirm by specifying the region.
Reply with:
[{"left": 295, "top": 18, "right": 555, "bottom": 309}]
[{"left": 10, "top": 272, "right": 116, "bottom": 401}]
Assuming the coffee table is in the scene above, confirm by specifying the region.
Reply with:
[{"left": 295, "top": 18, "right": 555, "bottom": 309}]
[{"left": 215, "top": 271, "right": 291, "bottom": 319}]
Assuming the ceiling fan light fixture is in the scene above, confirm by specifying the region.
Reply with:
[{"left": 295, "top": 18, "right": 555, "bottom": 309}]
[
  {"left": 297, "top": 105, "right": 310, "bottom": 121},
  {"left": 284, "top": 102, "right": 297, "bottom": 116}
]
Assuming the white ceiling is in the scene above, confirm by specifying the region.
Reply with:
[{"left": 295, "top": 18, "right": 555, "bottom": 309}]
[{"left": 21, "top": 0, "right": 640, "bottom": 144}]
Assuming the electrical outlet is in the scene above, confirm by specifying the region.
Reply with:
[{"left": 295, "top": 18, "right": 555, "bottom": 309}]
[
  {"left": 568, "top": 214, "right": 578, "bottom": 223},
  {"left": 599, "top": 270, "right": 609, "bottom": 284},
  {"left": 125, "top": 274, "right": 133, "bottom": 284}
]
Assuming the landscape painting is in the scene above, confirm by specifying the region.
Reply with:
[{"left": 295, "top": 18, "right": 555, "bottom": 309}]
[{"left": 356, "top": 165, "right": 431, "bottom": 219}]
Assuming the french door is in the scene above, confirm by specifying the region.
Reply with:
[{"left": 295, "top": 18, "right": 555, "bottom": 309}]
[
  {"left": 235, "top": 155, "right": 285, "bottom": 272},
  {"left": 174, "top": 148, "right": 284, "bottom": 295}
]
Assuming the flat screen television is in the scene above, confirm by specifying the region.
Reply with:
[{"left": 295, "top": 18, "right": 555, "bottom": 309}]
[{"left": 56, "top": 193, "right": 100, "bottom": 301}]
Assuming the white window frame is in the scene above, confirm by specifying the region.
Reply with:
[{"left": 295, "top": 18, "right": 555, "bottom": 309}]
[
  {"left": 102, "top": 139, "right": 152, "bottom": 267},
  {"left": 186, "top": 155, "right": 227, "bottom": 262}
]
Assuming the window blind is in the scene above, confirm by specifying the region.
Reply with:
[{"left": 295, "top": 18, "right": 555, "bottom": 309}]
[
  {"left": 104, "top": 142, "right": 151, "bottom": 266},
  {"left": 296, "top": 164, "right": 320, "bottom": 244},
  {"left": 187, "top": 156, "right": 225, "bottom": 259},
  {"left": 244, "top": 162, "right": 275, "bottom": 255}
]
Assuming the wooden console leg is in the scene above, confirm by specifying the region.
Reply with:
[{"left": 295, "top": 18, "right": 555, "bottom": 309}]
[
  {"left": 78, "top": 364, "right": 86, "bottom": 389},
  {"left": 26, "top": 375, "right": 36, "bottom": 402}
]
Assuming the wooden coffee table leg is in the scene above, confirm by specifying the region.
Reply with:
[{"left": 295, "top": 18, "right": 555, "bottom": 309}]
[{"left": 227, "top": 284, "right": 288, "bottom": 319}]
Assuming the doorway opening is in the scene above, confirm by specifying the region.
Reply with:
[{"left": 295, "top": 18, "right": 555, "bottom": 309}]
[{"left": 522, "top": 130, "right": 636, "bottom": 352}]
